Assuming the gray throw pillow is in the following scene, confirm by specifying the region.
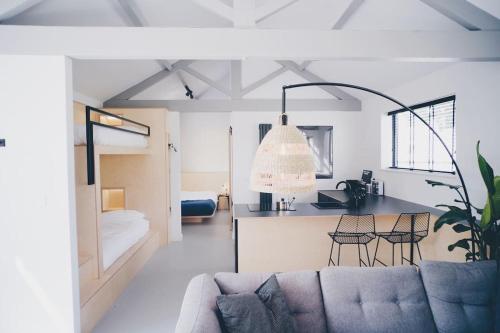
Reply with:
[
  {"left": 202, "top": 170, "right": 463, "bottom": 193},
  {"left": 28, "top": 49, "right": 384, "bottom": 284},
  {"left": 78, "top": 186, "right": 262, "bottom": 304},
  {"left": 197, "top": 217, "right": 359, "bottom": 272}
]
[{"left": 216, "top": 274, "right": 297, "bottom": 333}]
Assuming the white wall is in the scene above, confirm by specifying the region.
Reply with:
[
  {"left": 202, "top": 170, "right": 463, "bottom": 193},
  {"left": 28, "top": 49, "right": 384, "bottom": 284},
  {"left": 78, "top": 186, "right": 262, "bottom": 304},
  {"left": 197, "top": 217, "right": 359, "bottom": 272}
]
[
  {"left": 180, "top": 112, "right": 230, "bottom": 173},
  {"left": 0, "top": 56, "right": 79, "bottom": 332},
  {"left": 358, "top": 62, "right": 500, "bottom": 209},
  {"left": 230, "top": 111, "right": 363, "bottom": 204},
  {"left": 168, "top": 112, "right": 182, "bottom": 242}
]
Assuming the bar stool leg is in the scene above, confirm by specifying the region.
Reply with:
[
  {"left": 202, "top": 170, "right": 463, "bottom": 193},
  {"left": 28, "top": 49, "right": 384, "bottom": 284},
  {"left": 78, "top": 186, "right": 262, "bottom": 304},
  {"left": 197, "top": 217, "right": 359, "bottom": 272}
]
[
  {"left": 401, "top": 241, "right": 404, "bottom": 265},
  {"left": 364, "top": 244, "right": 371, "bottom": 267},
  {"left": 416, "top": 242, "right": 422, "bottom": 260},
  {"left": 372, "top": 236, "right": 381, "bottom": 266},
  {"left": 357, "top": 242, "right": 362, "bottom": 267},
  {"left": 337, "top": 244, "right": 342, "bottom": 266},
  {"left": 328, "top": 240, "right": 335, "bottom": 266},
  {"left": 392, "top": 243, "right": 395, "bottom": 266}
]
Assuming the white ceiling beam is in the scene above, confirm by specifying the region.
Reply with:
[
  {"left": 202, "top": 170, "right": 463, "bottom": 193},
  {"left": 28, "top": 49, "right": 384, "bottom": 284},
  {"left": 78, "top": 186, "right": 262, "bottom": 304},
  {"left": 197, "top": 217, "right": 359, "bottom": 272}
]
[
  {"left": 196, "top": 74, "right": 229, "bottom": 99},
  {"left": 420, "top": 0, "right": 500, "bottom": 31},
  {"left": 117, "top": 0, "right": 192, "bottom": 93},
  {"left": 192, "top": 0, "right": 234, "bottom": 22},
  {"left": 179, "top": 64, "right": 232, "bottom": 97},
  {"left": 105, "top": 60, "right": 193, "bottom": 101},
  {"left": 233, "top": 0, "right": 256, "bottom": 28},
  {"left": 299, "top": 61, "right": 312, "bottom": 70},
  {"left": 0, "top": 0, "right": 42, "bottom": 21},
  {"left": 117, "top": 0, "right": 173, "bottom": 71},
  {"left": 298, "top": 1, "right": 364, "bottom": 72},
  {"left": 277, "top": 60, "right": 359, "bottom": 101},
  {"left": 103, "top": 98, "right": 361, "bottom": 112},
  {"left": 332, "top": 0, "right": 364, "bottom": 29},
  {"left": 230, "top": 60, "right": 242, "bottom": 98},
  {"left": 241, "top": 67, "right": 287, "bottom": 96},
  {"left": 2, "top": 26, "right": 500, "bottom": 62},
  {"left": 255, "top": 0, "right": 300, "bottom": 23}
]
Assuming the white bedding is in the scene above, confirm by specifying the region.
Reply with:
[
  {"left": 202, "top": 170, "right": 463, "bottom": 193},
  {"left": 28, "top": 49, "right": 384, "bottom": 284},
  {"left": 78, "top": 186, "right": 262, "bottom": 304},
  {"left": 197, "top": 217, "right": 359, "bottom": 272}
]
[
  {"left": 101, "top": 213, "right": 150, "bottom": 270},
  {"left": 74, "top": 124, "right": 148, "bottom": 148},
  {"left": 181, "top": 191, "right": 217, "bottom": 203}
]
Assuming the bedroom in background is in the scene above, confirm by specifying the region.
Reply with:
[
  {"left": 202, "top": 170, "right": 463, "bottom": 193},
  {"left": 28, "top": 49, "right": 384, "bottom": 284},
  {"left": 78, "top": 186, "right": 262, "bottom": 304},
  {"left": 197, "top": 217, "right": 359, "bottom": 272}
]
[{"left": 179, "top": 112, "right": 232, "bottom": 226}]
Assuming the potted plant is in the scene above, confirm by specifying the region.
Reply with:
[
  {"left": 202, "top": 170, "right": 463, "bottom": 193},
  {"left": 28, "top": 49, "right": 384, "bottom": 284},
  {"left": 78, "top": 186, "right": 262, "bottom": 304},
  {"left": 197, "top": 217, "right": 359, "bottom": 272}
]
[{"left": 427, "top": 141, "right": 500, "bottom": 261}]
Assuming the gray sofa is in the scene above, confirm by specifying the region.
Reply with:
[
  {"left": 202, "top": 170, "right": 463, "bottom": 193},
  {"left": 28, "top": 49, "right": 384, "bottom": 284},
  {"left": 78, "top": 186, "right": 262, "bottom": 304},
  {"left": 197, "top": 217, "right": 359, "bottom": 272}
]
[{"left": 176, "top": 260, "right": 499, "bottom": 333}]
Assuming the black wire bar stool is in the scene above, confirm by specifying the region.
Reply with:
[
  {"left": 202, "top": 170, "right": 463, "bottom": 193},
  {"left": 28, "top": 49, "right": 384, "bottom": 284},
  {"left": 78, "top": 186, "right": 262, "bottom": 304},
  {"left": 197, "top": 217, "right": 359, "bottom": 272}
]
[
  {"left": 328, "top": 214, "right": 376, "bottom": 267},
  {"left": 372, "top": 212, "right": 430, "bottom": 266}
]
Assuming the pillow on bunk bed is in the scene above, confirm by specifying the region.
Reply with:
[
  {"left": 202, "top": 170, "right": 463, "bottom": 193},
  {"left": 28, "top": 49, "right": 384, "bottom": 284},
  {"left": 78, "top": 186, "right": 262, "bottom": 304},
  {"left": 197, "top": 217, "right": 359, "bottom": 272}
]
[{"left": 102, "top": 210, "right": 146, "bottom": 223}]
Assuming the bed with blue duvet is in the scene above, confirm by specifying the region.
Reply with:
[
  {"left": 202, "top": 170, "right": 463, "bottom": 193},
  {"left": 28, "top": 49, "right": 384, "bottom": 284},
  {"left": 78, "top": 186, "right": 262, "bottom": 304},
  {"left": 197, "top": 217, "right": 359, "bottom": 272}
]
[{"left": 181, "top": 191, "right": 217, "bottom": 223}]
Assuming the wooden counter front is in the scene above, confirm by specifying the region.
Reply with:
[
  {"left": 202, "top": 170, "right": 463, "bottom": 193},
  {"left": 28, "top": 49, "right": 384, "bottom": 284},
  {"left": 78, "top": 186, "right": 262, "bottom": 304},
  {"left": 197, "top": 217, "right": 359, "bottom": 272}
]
[{"left": 233, "top": 196, "right": 466, "bottom": 273}]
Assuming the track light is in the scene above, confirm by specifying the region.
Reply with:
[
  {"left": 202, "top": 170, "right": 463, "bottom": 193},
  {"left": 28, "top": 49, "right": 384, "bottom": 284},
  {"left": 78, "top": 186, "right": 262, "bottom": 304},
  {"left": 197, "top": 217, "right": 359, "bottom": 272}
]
[{"left": 184, "top": 85, "right": 194, "bottom": 99}]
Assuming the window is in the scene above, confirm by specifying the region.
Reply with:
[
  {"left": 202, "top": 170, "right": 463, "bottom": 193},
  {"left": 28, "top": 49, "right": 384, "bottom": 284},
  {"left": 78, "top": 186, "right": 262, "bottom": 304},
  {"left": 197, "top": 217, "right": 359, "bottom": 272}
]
[
  {"left": 297, "top": 126, "right": 333, "bottom": 179},
  {"left": 390, "top": 96, "right": 456, "bottom": 174}
]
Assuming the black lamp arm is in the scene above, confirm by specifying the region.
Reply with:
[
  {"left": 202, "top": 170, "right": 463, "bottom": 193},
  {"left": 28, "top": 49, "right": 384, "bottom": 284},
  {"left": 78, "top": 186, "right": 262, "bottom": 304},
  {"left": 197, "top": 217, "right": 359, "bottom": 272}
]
[{"left": 282, "top": 82, "right": 475, "bottom": 258}]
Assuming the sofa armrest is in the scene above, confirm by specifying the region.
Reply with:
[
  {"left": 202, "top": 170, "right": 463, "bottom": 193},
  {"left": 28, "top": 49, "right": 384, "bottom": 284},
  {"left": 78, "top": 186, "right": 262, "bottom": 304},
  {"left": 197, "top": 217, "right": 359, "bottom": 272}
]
[{"left": 175, "top": 274, "right": 223, "bottom": 333}]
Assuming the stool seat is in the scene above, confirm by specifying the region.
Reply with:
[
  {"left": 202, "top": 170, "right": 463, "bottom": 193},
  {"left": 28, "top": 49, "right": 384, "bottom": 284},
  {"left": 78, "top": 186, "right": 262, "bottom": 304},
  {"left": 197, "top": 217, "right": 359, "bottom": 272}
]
[
  {"left": 327, "top": 214, "right": 376, "bottom": 267},
  {"left": 377, "top": 231, "right": 427, "bottom": 244},
  {"left": 328, "top": 232, "right": 376, "bottom": 244},
  {"left": 372, "top": 212, "right": 430, "bottom": 267}
]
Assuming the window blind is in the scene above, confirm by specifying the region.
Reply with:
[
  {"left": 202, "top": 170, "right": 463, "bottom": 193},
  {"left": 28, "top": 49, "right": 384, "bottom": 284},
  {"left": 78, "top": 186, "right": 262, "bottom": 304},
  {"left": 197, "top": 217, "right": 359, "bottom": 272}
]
[{"left": 390, "top": 96, "right": 456, "bottom": 173}]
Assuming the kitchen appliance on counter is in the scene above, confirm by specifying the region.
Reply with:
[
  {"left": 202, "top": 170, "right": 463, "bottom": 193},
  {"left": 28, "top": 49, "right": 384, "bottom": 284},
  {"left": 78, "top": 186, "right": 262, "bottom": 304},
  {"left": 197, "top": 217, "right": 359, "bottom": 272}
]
[
  {"left": 336, "top": 180, "right": 367, "bottom": 208},
  {"left": 311, "top": 190, "right": 350, "bottom": 209},
  {"left": 311, "top": 170, "right": 374, "bottom": 209},
  {"left": 372, "top": 179, "right": 384, "bottom": 196}
]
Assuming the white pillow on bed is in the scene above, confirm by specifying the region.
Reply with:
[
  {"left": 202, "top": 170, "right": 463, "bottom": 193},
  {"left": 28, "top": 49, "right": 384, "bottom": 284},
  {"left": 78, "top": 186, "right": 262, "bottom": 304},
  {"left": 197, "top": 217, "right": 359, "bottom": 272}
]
[{"left": 102, "top": 210, "right": 145, "bottom": 224}]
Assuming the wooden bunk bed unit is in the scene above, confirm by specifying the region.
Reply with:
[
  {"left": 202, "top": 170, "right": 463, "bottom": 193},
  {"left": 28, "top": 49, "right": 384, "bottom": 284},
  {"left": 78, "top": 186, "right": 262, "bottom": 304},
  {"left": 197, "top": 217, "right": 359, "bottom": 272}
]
[
  {"left": 74, "top": 103, "right": 169, "bottom": 333},
  {"left": 84, "top": 106, "right": 151, "bottom": 185}
]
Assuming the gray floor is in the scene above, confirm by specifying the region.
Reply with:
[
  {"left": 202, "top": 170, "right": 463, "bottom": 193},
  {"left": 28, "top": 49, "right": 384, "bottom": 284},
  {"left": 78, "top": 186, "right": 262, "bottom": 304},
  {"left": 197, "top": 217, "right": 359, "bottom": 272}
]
[{"left": 93, "top": 211, "right": 234, "bottom": 333}]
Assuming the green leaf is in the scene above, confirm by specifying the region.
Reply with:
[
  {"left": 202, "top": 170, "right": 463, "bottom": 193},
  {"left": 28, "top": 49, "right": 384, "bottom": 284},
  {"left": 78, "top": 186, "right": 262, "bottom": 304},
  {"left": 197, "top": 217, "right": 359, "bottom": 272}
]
[
  {"left": 425, "top": 179, "right": 461, "bottom": 190},
  {"left": 477, "top": 141, "right": 495, "bottom": 195},
  {"left": 452, "top": 224, "right": 471, "bottom": 233},
  {"left": 434, "top": 208, "right": 469, "bottom": 231},
  {"left": 448, "top": 239, "right": 470, "bottom": 252},
  {"left": 480, "top": 198, "right": 493, "bottom": 229},
  {"left": 492, "top": 176, "right": 500, "bottom": 218}
]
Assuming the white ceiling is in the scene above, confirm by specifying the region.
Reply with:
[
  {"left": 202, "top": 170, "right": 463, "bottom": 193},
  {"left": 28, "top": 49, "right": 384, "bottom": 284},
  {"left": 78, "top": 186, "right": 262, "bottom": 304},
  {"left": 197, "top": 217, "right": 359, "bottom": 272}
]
[{"left": 3, "top": 0, "right": 500, "bottom": 103}]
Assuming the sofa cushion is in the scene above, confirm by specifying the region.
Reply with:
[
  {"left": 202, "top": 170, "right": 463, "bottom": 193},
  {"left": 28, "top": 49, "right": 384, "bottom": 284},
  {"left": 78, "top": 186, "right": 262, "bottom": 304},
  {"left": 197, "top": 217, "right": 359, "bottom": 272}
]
[
  {"left": 215, "top": 271, "right": 328, "bottom": 333},
  {"left": 216, "top": 275, "right": 297, "bottom": 333},
  {"left": 320, "top": 266, "right": 436, "bottom": 333},
  {"left": 175, "top": 273, "right": 222, "bottom": 333},
  {"left": 256, "top": 275, "right": 298, "bottom": 333},
  {"left": 216, "top": 293, "right": 273, "bottom": 332},
  {"left": 420, "top": 260, "right": 498, "bottom": 333}
]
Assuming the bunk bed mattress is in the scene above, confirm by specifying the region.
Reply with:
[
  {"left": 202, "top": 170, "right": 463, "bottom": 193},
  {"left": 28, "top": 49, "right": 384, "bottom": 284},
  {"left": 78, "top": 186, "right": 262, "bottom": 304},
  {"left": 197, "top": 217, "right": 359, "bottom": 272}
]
[
  {"left": 181, "top": 191, "right": 217, "bottom": 217},
  {"left": 74, "top": 124, "right": 148, "bottom": 148},
  {"left": 101, "top": 218, "right": 150, "bottom": 270}
]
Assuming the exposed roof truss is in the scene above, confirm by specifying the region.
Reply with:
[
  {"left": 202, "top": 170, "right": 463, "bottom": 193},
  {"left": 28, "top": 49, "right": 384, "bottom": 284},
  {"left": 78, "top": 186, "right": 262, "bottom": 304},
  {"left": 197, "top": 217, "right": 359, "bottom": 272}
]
[{"left": 420, "top": 0, "right": 500, "bottom": 31}]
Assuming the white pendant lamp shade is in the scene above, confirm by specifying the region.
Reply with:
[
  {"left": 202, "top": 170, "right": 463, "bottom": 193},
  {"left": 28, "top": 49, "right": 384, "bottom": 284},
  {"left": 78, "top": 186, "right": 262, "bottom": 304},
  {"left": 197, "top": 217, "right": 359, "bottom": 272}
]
[{"left": 250, "top": 115, "right": 316, "bottom": 194}]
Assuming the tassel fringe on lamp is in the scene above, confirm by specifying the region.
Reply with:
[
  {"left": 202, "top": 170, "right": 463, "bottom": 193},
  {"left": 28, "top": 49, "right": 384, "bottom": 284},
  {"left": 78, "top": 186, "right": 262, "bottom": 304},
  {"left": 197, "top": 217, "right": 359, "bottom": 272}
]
[{"left": 250, "top": 113, "right": 316, "bottom": 194}]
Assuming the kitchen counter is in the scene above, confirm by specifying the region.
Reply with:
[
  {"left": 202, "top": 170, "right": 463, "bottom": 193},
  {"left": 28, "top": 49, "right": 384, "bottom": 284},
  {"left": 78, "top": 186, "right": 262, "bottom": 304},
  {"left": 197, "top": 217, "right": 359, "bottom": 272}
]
[
  {"left": 233, "top": 195, "right": 462, "bottom": 273},
  {"left": 234, "top": 194, "right": 444, "bottom": 219}
]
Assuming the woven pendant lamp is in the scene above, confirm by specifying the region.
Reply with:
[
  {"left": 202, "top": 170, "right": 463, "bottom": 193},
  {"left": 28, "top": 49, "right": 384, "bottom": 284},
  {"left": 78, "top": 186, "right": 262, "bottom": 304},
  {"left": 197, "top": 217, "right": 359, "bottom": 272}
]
[{"left": 250, "top": 113, "right": 316, "bottom": 194}]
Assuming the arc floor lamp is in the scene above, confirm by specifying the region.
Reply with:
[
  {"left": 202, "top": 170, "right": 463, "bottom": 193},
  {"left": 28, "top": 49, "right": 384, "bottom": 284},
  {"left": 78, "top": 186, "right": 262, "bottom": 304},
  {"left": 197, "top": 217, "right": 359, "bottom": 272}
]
[{"left": 253, "top": 82, "right": 475, "bottom": 264}]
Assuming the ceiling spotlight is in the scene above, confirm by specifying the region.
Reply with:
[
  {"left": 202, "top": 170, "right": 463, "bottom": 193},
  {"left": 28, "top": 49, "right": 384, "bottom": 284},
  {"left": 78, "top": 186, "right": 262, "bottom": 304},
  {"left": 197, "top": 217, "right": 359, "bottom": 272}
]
[{"left": 184, "top": 85, "right": 194, "bottom": 99}]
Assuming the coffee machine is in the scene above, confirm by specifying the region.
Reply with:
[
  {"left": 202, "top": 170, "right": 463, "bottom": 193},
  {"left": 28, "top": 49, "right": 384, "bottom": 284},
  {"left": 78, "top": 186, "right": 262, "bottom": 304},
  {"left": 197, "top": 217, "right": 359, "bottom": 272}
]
[{"left": 335, "top": 179, "right": 367, "bottom": 208}]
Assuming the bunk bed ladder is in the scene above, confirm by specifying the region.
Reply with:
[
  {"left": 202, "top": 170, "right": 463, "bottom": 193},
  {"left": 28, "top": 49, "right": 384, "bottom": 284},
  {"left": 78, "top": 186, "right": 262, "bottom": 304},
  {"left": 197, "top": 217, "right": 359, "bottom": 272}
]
[{"left": 85, "top": 106, "right": 96, "bottom": 185}]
